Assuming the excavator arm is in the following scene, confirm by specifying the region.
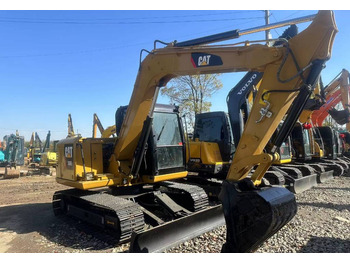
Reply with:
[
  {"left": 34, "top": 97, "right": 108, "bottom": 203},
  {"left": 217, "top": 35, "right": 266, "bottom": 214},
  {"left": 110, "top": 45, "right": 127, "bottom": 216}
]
[
  {"left": 42, "top": 131, "right": 51, "bottom": 153},
  {"left": 67, "top": 113, "right": 75, "bottom": 137},
  {"left": 92, "top": 113, "right": 105, "bottom": 138},
  {"left": 34, "top": 132, "right": 42, "bottom": 152}
]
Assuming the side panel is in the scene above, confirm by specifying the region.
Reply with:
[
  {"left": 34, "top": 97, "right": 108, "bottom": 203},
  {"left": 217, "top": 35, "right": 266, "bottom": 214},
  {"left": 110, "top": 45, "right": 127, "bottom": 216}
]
[{"left": 57, "top": 141, "right": 76, "bottom": 180}]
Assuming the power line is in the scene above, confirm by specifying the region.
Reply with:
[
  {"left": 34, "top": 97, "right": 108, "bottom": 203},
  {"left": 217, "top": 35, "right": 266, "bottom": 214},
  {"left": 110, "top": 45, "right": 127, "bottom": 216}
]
[
  {"left": 270, "top": 12, "right": 283, "bottom": 36},
  {"left": 0, "top": 11, "right": 260, "bottom": 22},
  {"left": 0, "top": 17, "right": 264, "bottom": 59},
  {"left": 0, "top": 16, "right": 264, "bottom": 25}
]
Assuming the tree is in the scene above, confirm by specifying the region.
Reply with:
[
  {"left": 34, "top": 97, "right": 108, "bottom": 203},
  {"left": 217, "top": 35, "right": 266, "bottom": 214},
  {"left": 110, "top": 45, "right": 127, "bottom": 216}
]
[{"left": 161, "top": 74, "right": 223, "bottom": 129}]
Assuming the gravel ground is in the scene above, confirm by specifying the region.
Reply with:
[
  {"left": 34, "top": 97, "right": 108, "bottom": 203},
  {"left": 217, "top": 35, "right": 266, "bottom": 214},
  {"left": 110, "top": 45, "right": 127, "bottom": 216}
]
[
  {"left": 166, "top": 175, "right": 350, "bottom": 253},
  {"left": 0, "top": 170, "right": 349, "bottom": 253}
]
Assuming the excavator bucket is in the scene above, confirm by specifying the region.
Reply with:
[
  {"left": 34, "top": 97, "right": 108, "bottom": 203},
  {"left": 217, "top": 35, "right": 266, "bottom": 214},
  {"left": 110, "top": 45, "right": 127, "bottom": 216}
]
[
  {"left": 219, "top": 178, "right": 297, "bottom": 253},
  {"left": 129, "top": 205, "right": 225, "bottom": 252},
  {"left": 328, "top": 108, "right": 350, "bottom": 125}
]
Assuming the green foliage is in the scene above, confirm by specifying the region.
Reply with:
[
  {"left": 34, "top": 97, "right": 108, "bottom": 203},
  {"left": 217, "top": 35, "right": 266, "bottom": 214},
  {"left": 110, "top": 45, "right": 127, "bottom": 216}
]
[{"left": 161, "top": 74, "right": 223, "bottom": 129}]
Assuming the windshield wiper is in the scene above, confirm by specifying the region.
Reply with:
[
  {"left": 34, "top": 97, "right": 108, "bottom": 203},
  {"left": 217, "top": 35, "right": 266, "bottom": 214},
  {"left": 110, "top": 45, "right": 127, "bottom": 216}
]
[{"left": 157, "top": 119, "right": 168, "bottom": 141}]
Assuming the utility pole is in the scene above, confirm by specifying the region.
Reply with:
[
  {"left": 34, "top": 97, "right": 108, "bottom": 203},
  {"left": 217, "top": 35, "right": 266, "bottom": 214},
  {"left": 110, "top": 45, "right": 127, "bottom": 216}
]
[{"left": 265, "top": 10, "right": 271, "bottom": 46}]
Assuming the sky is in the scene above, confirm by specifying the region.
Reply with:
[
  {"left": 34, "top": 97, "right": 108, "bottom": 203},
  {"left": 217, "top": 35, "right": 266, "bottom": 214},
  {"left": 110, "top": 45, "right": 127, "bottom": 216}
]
[{"left": 1, "top": 3, "right": 350, "bottom": 141}]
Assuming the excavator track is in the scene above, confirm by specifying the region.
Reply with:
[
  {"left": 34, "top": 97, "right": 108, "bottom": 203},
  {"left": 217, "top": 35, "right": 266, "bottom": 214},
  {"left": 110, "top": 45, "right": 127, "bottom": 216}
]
[
  {"left": 53, "top": 189, "right": 145, "bottom": 243},
  {"left": 317, "top": 160, "right": 346, "bottom": 176},
  {"left": 264, "top": 168, "right": 286, "bottom": 186},
  {"left": 159, "top": 181, "right": 209, "bottom": 212},
  {"left": 52, "top": 182, "right": 212, "bottom": 249}
]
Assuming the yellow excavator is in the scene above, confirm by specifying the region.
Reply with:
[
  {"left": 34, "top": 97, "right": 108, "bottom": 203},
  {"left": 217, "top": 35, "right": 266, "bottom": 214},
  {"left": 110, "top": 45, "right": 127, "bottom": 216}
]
[
  {"left": 53, "top": 11, "right": 337, "bottom": 253},
  {"left": 39, "top": 131, "right": 59, "bottom": 174}
]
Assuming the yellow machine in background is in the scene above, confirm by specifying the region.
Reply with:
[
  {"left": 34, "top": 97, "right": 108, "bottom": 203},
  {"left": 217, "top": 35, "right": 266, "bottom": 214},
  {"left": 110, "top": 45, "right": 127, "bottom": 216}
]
[
  {"left": 53, "top": 11, "right": 337, "bottom": 253},
  {"left": 40, "top": 140, "right": 59, "bottom": 167},
  {"left": 27, "top": 132, "right": 43, "bottom": 165},
  {"left": 92, "top": 113, "right": 116, "bottom": 138}
]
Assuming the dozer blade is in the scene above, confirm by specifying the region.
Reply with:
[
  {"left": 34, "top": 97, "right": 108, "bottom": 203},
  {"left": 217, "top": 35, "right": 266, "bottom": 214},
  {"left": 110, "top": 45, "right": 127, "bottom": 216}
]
[
  {"left": 284, "top": 174, "right": 318, "bottom": 194},
  {"left": 219, "top": 178, "right": 297, "bottom": 253},
  {"left": 317, "top": 170, "right": 334, "bottom": 183},
  {"left": 129, "top": 205, "right": 225, "bottom": 253}
]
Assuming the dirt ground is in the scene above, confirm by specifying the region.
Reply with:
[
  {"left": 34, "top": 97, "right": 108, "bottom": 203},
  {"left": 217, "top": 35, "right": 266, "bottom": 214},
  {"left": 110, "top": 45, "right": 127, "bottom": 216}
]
[
  {"left": 0, "top": 168, "right": 129, "bottom": 253},
  {"left": 0, "top": 167, "right": 349, "bottom": 253}
]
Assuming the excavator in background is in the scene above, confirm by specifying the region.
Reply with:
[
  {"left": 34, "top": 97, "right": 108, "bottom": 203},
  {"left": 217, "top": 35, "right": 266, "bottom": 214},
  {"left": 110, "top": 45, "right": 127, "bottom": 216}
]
[
  {"left": 92, "top": 113, "right": 116, "bottom": 138},
  {"left": 298, "top": 69, "right": 350, "bottom": 176},
  {"left": 39, "top": 131, "right": 59, "bottom": 175},
  {"left": 27, "top": 132, "right": 43, "bottom": 166},
  {"left": 310, "top": 69, "right": 350, "bottom": 161},
  {"left": 27, "top": 131, "right": 57, "bottom": 175},
  {"left": 312, "top": 69, "right": 350, "bottom": 127},
  {"left": 0, "top": 131, "right": 25, "bottom": 178},
  {"left": 52, "top": 11, "right": 337, "bottom": 253}
]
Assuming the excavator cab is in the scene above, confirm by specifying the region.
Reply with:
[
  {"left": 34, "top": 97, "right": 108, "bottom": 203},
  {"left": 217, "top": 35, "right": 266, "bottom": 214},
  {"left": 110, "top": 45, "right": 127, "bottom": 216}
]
[
  {"left": 290, "top": 123, "right": 313, "bottom": 161},
  {"left": 316, "top": 126, "right": 338, "bottom": 159},
  {"left": 278, "top": 137, "right": 293, "bottom": 163},
  {"left": 334, "top": 130, "right": 343, "bottom": 157},
  {"left": 115, "top": 104, "right": 186, "bottom": 177},
  {"left": 193, "top": 112, "right": 234, "bottom": 162},
  {"left": 138, "top": 104, "right": 186, "bottom": 176},
  {"left": 188, "top": 112, "right": 234, "bottom": 175},
  {"left": 340, "top": 132, "right": 350, "bottom": 156}
]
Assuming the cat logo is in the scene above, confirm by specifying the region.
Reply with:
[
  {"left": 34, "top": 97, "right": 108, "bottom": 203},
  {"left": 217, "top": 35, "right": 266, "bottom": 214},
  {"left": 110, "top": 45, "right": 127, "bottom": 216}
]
[
  {"left": 64, "top": 145, "right": 73, "bottom": 158},
  {"left": 64, "top": 144, "right": 74, "bottom": 169},
  {"left": 191, "top": 53, "right": 223, "bottom": 68},
  {"left": 198, "top": 55, "right": 211, "bottom": 66}
]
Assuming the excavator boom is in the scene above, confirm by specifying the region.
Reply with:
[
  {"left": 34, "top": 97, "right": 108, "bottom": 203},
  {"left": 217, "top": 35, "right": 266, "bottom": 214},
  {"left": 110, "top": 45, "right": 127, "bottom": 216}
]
[{"left": 67, "top": 114, "right": 75, "bottom": 137}]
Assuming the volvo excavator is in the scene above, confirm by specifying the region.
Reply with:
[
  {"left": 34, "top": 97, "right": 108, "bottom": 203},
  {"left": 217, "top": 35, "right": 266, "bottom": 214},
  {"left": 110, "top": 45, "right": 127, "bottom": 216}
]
[{"left": 52, "top": 11, "right": 337, "bottom": 253}]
